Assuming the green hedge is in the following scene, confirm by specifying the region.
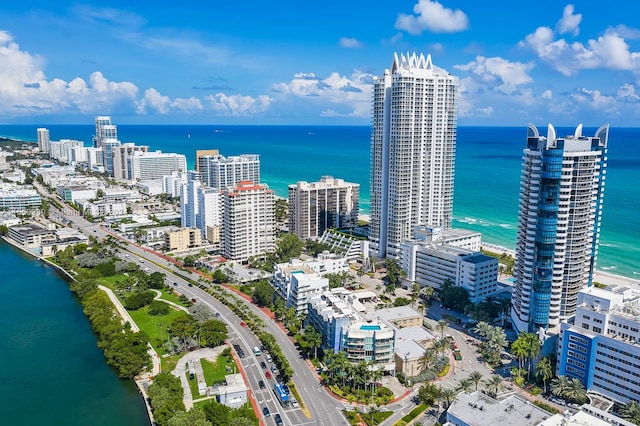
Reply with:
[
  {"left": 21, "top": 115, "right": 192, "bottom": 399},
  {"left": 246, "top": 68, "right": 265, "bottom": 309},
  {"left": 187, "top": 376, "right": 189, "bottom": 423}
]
[{"left": 394, "top": 404, "right": 428, "bottom": 426}]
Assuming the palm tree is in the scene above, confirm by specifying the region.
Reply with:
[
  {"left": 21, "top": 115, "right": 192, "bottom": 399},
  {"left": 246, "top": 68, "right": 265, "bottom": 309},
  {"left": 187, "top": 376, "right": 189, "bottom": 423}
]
[
  {"left": 565, "top": 378, "right": 588, "bottom": 404},
  {"left": 524, "top": 333, "right": 541, "bottom": 380},
  {"left": 483, "top": 374, "right": 505, "bottom": 398},
  {"left": 550, "top": 375, "right": 571, "bottom": 399},
  {"left": 435, "top": 320, "right": 449, "bottom": 339},
  {"left": 620, "top": 401, "right": 640, "bottom": 425},
  {"left": 418, "top": 347, "right": 438, "bottom": 375},
  {"left": 439, "top": 387, "right": 459, "bottom": 409},
  {"left": 510, "top": 337, "right": 528, "bottom": 370},
  {"left": 432, "top": 337, "right": 452, "bottom": 359},
  {"left": 456, "top": 378, "right": 473, "bottom": 393},
  {"left": 535, "top": 357, "right": 553, "bottom": 393},
  {"left": 421, "top": 286, "right": 435, "bottom": 304},
  {"left": 474, "top": 321, "right": 493, "bottom": 340},
  {"left": 468, "top": 371, "right": 484, "bottom": 392}
]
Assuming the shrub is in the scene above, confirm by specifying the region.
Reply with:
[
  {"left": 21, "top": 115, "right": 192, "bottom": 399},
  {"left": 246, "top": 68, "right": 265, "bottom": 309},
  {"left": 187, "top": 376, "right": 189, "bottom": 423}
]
[
  {"left": 148, "top": 301, "right": 170, "bottom": 316},
  {"left": 125, "top": 290, "right": 156, "bottom": 310},
  {"left": 533, "top": 400, "right": 560, "bottom": 414}
]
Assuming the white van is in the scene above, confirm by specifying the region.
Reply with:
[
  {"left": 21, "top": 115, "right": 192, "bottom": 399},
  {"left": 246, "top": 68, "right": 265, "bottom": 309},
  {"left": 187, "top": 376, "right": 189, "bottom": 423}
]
[{"left": 265, "top": 353, "right": 272, "bottom": 362}]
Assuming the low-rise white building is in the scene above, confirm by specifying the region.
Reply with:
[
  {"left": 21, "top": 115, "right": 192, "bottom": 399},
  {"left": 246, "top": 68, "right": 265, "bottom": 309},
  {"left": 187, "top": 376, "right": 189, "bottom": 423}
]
[
  {"left": 82, "top": 200, "right": 128, "bottom": 217},
  {"left": 272, "top": 260, "right": 329, "bottom": 314},
  {"left": 0, "top": 186, "right": 42, "bottom": 212},
  {"left": 57, "top": 186, "right": 97, "bottom": 203},
  {"left": 8, "top": 223, "right": 56, "bottom": 248},
  {"left": 217, "top": 373, "right": 248, "bottom": 408}
]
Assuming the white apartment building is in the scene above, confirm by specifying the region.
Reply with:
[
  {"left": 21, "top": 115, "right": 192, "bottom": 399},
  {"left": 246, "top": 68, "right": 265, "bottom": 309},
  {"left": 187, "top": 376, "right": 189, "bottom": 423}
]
[
  {"left": 198, "top": 153, "right": 260, "bottom": 189},
  {"left": 369, "top": 52, "right": 457, "bottom": 259},
  {"left": 319, "top": 228, "right": 370, "bottom": 260},
  {"left": 221, "top": 181, "right": 275, "bottom": 262},
  {"left": 128, "top": 151, "right": 187, "bottom": 181},
  {"left": 558, "top": 285, "right": 640, "bottom": 406},
  {"left": 57, "top": 186, "right": 97, "bottom": 203},
  {"left": 181, "top": 172, "right": 201, "bottom": 228},
  {"left": 412, "top": 226, "right": 482, "bottom": 251},
  {"left": 162, "top": 171, "right": 187, "bottom": 198},
  {"left": 49, "top": 139, "right": 84, "bottom": 164},
  {"left": 113, "top": 143, "right": 149, "bottom": 180},
  {"left": 271, "top": 260, "right": 330, "bottom": 314},
  {"left": 82, "top": 200, "right": 127, "bottom": 217},
  {"left": 196, "top": 186, "right": 222, "bottom": 243},
  {"left": 288, "top": 176, "right": 359, "bottom": 239},
  {"left": 0, "top": 186, "right": 42, "bottom": 212},
  {"left": 307, "top": 288, "right": 395, "bottom": 370},
  {"left": 37, "top": 128, "right": 50, "bottom": 153},
  {"left": 86, "top": 147, "right": 104, "bottom": 170},
  {"left": 400, "top": 241, "right": 498, "bottom": 303},
  {"left": 512, "top": 124, "right": 609, "bottom": 333}
]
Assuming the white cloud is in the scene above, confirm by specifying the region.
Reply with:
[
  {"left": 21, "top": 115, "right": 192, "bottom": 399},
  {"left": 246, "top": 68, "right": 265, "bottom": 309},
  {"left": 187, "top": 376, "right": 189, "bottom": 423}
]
[
  {"left": 454, "top": 56, "right": 535, "bottom": 94},
  {"left": 272, "top": 69, "right": 374, "bottom": 117},
  {"left": 428, "top": 43, "right": 445, "bottom": 54},
  {"left": 137, "top": 88, "right": 204, "bottom": 114},
  {"left": 556, "top": 4, "right": 582, "bottom": 36},
  {"left": 542, "top": 89, "right": 553, "bottom": 100},
  {"left": 395, "top": 0, "right": 469, "bottom": 34},
  {"left": 612, "top": 25, "right": 640, "bottom": 40},
  {"left": 205, "top": 93, "right": 272, "bottom": 116},
  {"left": 339, "top": 37, "right": 363, "bottom": 48},
  {"left": 521, "top": 9, "right": 640, "bottom": 76}
]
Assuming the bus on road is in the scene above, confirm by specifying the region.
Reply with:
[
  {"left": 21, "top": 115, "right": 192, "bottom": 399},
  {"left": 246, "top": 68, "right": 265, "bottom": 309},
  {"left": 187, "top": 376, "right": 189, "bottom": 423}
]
[{"left": 273, "top": 383, "right": 290, "bottom": 407}]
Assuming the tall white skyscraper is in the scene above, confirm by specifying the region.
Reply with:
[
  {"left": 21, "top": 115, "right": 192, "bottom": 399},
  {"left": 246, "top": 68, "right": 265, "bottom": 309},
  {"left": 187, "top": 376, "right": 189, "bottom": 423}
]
[
  {"left": 92, "top": 116, "right": 121, "bottom": 176},
  {"left": 37, "top": 128, "right": 50, "bottom": 153},
  {"left": 369, "top": 52, "right": 457, "bottom": 258},
  {"left": 511, "top": 124, "right": 609, "bottom": 333}
]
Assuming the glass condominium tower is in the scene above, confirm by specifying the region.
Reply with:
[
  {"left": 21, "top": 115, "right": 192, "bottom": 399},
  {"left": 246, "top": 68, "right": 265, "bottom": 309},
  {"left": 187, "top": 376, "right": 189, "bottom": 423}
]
[
  {"left": 511, "top": 123, "right": 609, "bottom": 333},
  {"left": 369, "top": 52, "right": 457, "bottom": 258}
]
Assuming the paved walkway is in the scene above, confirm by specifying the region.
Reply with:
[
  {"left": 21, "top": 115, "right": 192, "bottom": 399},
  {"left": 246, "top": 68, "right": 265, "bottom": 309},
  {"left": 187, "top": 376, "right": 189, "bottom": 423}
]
[
  {"left": 171, "top": 347, "right": 226, "bottom": 410},
  {"left": 99, "top": 285, "right": 162, "bottom": 378},
  {"left": 151, "top": 289, "right": 189, "bottom": 313}
]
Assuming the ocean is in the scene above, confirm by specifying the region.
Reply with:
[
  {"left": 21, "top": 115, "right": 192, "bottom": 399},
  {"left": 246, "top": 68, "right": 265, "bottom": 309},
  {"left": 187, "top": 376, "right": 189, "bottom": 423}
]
[
  {"left": 1, "top": 124, "right": 638, "bottom": 278},
  {"left": 0, "top": 241, "right": 148, "bottom": 426}
]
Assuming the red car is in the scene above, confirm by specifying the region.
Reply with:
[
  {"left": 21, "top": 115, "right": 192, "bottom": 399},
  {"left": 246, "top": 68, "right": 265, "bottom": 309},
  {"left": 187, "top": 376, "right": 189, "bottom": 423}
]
[
  {"left": 191, "top": 298, "right": 197, "bottom": 303},
  {"left": 240, "top": 321, "right": 246, "bottom": 327},
  {"left": 265, "top": 371, "right": 272, "bottom": 379}
]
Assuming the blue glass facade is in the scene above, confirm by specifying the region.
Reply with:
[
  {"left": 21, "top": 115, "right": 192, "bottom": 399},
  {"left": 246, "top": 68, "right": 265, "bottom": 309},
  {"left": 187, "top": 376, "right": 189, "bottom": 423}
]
[{"left": 558, "top": 329, "right": 593, "bottom": 387}]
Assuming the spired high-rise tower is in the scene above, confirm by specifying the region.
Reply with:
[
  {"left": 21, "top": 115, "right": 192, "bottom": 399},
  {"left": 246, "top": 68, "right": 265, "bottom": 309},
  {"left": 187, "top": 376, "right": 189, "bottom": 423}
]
[
  {"left": 369, "top": 52, "right": 457, "bottom": 258},
  {"left": 511, "top": 123, "right": 609, "bottom": 333}
]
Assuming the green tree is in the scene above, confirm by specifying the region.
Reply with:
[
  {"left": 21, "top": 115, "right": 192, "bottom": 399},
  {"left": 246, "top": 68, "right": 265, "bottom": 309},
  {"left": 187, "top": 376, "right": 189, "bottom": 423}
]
[
  {"left": 535, "top": 357, "right": 554, "bottom": 394},
  {"left": 170, "top": 316, "right": 198, "bottom": 344},
  {"left": 212, "top": 269, "right": 228, "bottom": 283},
  {"left": 103, "top": 328, "right": 152, "bottom": 378},
  {"left": 564, "top": 378, "right": 588, "bottom": 404},
  {"left": 203, "top": 401, "right": 231, "bottom": 426},
  {"left": 149, "top": 271, "right": 166, "bottom": 289},
  {"left": 252, "top": 280, "right": 275, "bottom": 306},
  {"left": 456, "top": 378, "right": 473, "bottom": 393},
  {"left": 435, "top": 319, "right": 449, "bottom": 339},
  {"left": 620, "top": 401, "right": 640, "bottom": 425},
  {"left": 199, "top": 319, "right": 228, "bottom": 348},
  {"left": 439, "top": 387, "right": 458, "bottom": 409},
  {"left": 483, "top": 374, "right": 505, "bottom": 398},
  {"left": 418, "top": 347, "right": 438, "bottom": 375},
  {"left": 441, "top": 279, "right": 470, "bottom": 311},
  {"left": 168, "top": 407, "right": 211, "bottom": 426},
  {"left": 383, "top": 258, "right": 405, "bottom": 288},
  {"left": 149, "top": 373, "right": 185, "bottom": 426},
  {"left": 551, "top": 375, "right": 571, "bottom": 400},
  {"left": 183, "top": 255, "right": 197, "bottom": 267},
  {"left": 148, "top": 301, "right": 170, "bottom": 316},
  {"left": 393, "top": 297, "right": 411, "bottom": 307},
  {"left": 468, "top": 371, "right": 484, "bottom": 392},
  {"left": 275, "top": 199, "right": 288, "bottom": 223},
  {"left": 275, "top": 233, "right": 304, "bottom": 263},
  {"left": 418, "top": 382, "right": 441, "bottom": 405}
]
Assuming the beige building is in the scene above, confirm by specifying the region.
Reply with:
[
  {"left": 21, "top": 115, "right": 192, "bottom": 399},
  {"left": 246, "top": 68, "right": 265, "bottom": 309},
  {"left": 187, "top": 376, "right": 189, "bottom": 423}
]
[
  {"left": 222, "top": 181, "right": 275, "bottom": 262},
  {"left": 288, "top": 176, "right": 359, "bottom": 239},
  {"left": 164, "top": 227, "right": 203, "bottom": 251},
  {"left": 195, "top": 149, "right": 219, "bottom": 172}
]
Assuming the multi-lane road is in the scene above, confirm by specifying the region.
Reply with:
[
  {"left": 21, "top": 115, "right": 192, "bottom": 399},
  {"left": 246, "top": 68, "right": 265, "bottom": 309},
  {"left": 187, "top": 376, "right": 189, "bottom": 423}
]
[{"left": 39, "top": 189, "right": 349, "bottom": 425}]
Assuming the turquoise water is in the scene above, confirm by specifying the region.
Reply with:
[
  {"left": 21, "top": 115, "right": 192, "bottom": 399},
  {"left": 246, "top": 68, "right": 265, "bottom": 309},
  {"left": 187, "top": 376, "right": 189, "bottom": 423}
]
[
  {"left": 360, "top": 325, "right": 381, "bottom": 331},
  {"left": 0, "top": 241, "right": 148, "bottom": 426},
  {"left": 1, "top": 124, "right": 638, "bottom": 278}
]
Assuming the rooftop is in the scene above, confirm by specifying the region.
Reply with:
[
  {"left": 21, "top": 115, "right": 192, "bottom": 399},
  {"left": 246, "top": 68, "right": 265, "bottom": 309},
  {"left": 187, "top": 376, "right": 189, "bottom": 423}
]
[
  {"left": 447, "top": 392, "right": 552, "bottom": 426},
  {"left": 373, "top": 306, "right": 423, "bottom": 323}
]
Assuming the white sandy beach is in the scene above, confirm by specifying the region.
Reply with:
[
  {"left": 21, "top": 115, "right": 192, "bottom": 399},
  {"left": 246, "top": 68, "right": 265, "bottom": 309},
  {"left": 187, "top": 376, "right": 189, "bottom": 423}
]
[{"left": 481, "top": 242, "right": 639, "bottom": 287}]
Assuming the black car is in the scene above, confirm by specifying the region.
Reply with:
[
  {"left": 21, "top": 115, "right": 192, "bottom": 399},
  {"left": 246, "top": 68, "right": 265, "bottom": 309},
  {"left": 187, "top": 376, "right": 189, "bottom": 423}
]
[
  {"left": 258, "top": 380, "right": 266, "bottom": 389},
  {"left": 262, "top": 406, "right": 270, "bottom": 417},
  {"left": 173, "top": 282, "right": 178, "bottom": 286},
  {"left": 188, "top": 283, "right": 193, "bottom": 287},
  {"left": 238, "top": 350, "right": 245, "bottom": 358},
  {"left": 260, "top": 361, "right": 267, "bottom": 369},
  {"left": 274, "top": 413, "right": 283, "bottom": 426}
]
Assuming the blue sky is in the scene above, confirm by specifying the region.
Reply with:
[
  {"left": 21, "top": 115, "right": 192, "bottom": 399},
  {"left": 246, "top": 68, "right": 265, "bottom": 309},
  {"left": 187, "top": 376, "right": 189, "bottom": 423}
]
[{"left": 1, "top": 1, "right": 640, "bottom": 126}]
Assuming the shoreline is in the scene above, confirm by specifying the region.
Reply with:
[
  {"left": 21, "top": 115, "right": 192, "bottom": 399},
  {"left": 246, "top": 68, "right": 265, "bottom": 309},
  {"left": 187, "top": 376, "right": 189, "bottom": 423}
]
[
  {"left": 0, "top": 237, "right": 155, "bottom": 426},
  {"left": 481, "top": 242, "right": 640, "bottom": 286}
]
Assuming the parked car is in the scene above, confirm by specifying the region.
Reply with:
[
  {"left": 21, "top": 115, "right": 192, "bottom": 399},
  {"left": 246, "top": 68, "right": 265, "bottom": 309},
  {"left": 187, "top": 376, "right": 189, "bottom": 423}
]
[
  {"left": 291, "top": 398, "right": 299, "bottom": 408},
  {"left": 173, "top": 282, "right": 178, "bottom": 286},
  {"left": 260, "top": 361, "right": 267, "bottom": 369},
  {"left": 262, "top": 406, "right": 270, "bottom": 417},
  {"left": 271, "top": 365, "right": 278, "bottom": 372},
  {"left": 188, "top": 283, "right": 193, "bottom": 287},
  {"left": 240, "top": 321, "right": 246, "bottom": 327},
  {"left": 191, "top": 298, "right": 197, "bottom": 303},
  {"left": 265, "top": 371, "right": 272, "bottom": 379}
]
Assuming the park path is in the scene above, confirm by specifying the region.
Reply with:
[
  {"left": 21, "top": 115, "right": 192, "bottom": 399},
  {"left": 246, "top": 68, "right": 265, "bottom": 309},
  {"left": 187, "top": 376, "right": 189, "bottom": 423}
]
[
  {"left": 99, "top": 285, "right": 162, "bottom": 378},
  {"left": 151, "top": 289, "right": 189, "bottom": 313},
  {"left": 171, "top": 347, "right": 226, "bottom": 410}
]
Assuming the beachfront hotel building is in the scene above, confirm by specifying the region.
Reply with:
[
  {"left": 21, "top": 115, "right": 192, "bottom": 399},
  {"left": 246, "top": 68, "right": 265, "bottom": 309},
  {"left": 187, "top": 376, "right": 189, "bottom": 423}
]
[
  {"left": 511, "top": 124, "right": 609, "bottom": 333},
  {"left": 128, "top": 151, "right": 187, "bottom": 181},
  {"left": 557, "top": 284, "right": 640, "bottom": 407},
  {"left": 221, "top": 181, "right": 275, "bottom": 263},
  {"left": 37, "top": 128, "right": 50, "bottom": 153},
  {"left": 369, "top": 52, "right": 457, "bottom": 259},
  {"left": 288, "top": 176, "right": 359, "bottom": 240},
  {"left": 197, "top": 153, "right": 260, "bottom": 189}
]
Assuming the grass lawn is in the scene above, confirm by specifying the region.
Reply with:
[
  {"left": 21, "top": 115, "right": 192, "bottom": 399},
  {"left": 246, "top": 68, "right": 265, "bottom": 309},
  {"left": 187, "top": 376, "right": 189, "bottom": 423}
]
[
  {"left": 158, "top": 288, "right": 189, "bottom": 306},
  {"left": 98, "top": 274, "right": 128, "bottom": 289},
  {"left": 201, "top": 354, "right": 235, "bottom": 386},
  {"left": 161, "top": 354, "right": 181, "bottom": 373},
  {"left": 186, "top": 367, "right": 204, "bottom": 399},
  {"left": 129, "top": 306, "right": 188, "bottom": 355},
  {"left": 364, "top": 411, "right": 393, "bottom": 426}
]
